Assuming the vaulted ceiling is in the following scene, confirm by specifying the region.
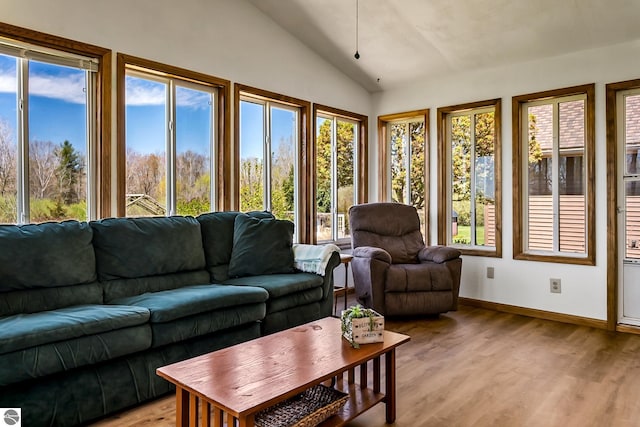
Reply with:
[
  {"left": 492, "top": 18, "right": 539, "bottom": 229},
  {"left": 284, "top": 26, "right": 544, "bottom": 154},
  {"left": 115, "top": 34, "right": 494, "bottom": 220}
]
[{"left": 249, "top": 0, "right": 640, "bottom": 92}]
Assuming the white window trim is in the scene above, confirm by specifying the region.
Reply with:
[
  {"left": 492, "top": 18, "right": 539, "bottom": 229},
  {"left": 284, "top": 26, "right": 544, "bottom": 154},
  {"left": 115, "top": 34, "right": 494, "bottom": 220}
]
[
  {"left": 4, "top": 50, "right": 97, "bottom": 224},
  {"left": 239, "top": 94, "right": 300, "bottom": 241},
  {"left": 445, "top": 106, "right": 496, "bottom": 250},
  {"left": 125, "top": 69, "right": 218, "bottom": 216},
  {"left": 316, "top": 113, "right": 359, "bottom": 244},
  {"left": 521, "top": 93, "right": 588, "bottom": 257}
]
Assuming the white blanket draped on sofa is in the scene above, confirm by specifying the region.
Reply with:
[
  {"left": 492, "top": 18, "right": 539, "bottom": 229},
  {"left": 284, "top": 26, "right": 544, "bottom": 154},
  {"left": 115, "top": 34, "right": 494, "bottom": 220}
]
[{"left": 292, "top": 244, "right": 340, "bottom": 276}]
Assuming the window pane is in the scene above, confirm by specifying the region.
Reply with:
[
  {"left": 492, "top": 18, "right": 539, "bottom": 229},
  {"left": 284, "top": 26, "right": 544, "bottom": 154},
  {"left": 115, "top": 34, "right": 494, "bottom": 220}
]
[
  {"left": 626, "top": 180, "right": 640, "bottom": 259},
  {"left": 474, "top": 112, "right": 494, "bottom": 247},
  {"left": 125, "top": 75, "right": 167, "bottom": 216},
  {"left": 239, "top": 100, "right": 265, "bottom": 213},
  {"left": 625, "top": 94, "right": 640, "bottom": 175},
  {"left": 409, "top": 121, "right": 425, "bottom": 233},
  {"left": 29, "top": 61, "right": 87, "bottom": 223},
  {"left": 527, "top": 104, "right": 553, "bottom": 251},
  {"left": 175, "top": 85, "right": 212, "bottom": 216},
  {"left": 451, "top": 115, "right": 470, "bottom": 244},
  {"left": 337, "top": 120, "right": 355, "bottom": 239},
  {"left": 390, "top": 123, "right": 407, "bottom": 204},
  {"left": 270, "top": 107, "right": 296, "bottom": 222},
  {"left": 558, "top": 100, "right": 585, "bottom": 253},
  {"left": 0, "top": 54, "right": 17, "bottom": 224},
  {"left": 316, "top": 117, "right": 332, "bottom": 241}
]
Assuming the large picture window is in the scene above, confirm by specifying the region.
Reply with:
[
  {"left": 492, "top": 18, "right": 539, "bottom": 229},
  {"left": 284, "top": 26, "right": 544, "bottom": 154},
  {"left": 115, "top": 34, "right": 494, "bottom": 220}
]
[
  {"left": 437, "top": 99, "right": 501, "bottom": 257},
  {"left": 513, "top": 84, "right": 595, "bottom": 264},
  {"left": 0, "top": 25, "right": 110, "bottom": 224},
  {"left": 117, "top": 55, "right": 230, "bottom": 217},
  {"left": 378, "top": 110, "right": 429, "bottom": 240},
  {"left": 314, "top": 105, "right": 367, "bottom": 244}
]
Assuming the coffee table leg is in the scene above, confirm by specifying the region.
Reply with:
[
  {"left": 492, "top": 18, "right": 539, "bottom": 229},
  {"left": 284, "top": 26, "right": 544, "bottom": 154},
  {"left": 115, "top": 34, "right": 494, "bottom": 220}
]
[
  {"left": 176, "top": 386, "right": 189, "bottom": 427},
  {"left": 385, "top": 349, "right": 397, "bottom": 423}
]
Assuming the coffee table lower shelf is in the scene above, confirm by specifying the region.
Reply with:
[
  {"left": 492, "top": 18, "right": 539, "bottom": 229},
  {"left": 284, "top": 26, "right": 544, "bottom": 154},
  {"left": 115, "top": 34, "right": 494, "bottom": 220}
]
[{"left": 318, "top": 385, "right": 385, "bottom": 427}]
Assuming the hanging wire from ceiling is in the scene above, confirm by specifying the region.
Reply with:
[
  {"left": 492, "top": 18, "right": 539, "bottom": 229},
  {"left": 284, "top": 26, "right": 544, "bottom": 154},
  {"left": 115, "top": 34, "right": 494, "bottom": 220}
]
[{"left": 354, "top": 0, "right": 360, "bottom": 59}]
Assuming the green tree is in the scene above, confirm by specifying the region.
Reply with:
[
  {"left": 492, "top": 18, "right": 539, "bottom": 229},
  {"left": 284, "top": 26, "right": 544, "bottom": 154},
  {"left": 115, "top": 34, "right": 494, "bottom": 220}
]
[
  {"left": 55, "top": 140, "right": 82, "bottom": 205},
  {"left": 390, "top": 121, "right": 424, "bottom": 209}
]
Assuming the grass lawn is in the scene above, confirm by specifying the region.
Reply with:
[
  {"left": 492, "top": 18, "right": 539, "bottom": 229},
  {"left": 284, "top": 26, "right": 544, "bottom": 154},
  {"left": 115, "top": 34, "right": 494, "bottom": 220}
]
[{"left": 453, "top": 225, "right": 485, "bottom": 245}]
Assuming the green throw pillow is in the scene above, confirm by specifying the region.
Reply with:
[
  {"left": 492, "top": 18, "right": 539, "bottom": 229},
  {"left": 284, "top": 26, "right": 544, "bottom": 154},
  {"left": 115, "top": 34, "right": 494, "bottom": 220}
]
[{"left": 228, "top": 213, "right": 295, "bottom": 277}]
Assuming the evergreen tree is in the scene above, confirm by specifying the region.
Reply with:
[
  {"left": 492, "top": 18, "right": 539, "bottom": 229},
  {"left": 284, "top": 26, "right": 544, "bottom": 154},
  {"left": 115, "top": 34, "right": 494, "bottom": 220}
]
[{"left": 56, "top": 140, "right": 81, "bottom": 204}]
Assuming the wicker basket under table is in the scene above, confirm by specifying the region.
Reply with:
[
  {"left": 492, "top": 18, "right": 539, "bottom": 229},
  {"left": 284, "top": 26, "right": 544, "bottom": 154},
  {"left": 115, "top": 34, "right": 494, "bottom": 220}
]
[{"left": 255, "top": 384, "right": 349, "bottom": 427}]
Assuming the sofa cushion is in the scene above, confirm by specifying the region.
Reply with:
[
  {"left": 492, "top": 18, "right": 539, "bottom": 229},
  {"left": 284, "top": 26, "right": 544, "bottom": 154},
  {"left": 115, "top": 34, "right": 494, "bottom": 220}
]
[
  {"left": 385, "top": 263, "right": 453, "bottom": 293},
  {"left": 102, "top": 271, "right": 212, "bottom": 303},
  {"left": 197, "top": 211, "right": 274, "bottom": 272},
  {"left": 0, "top": 220, "right": 96, "bottom": 291},
  {"left": 266, "top": 288, "right": 323, "bottom": 314},
  {"left": 224, "top": 273, "right": 323, "bottom": 298},
  {"left": 109, "top": 284, "right": 269, "bottom": 323},
  {"left": 0, "top": 283, "right": 103, "bottom": 317},
  {"left": 0, "top": 305, "right": 150, "bottom": 355},
  {"left": 0, "top": 325, "right": 151, "bottom": 386},
  {"left": 91, "top": 216, "right": 206, "bottom": 281},
  {"left": 228, "top": 214, "right": 295, "bottom": 277},
  {"left": 150, "top": 304, "right": 266, "bottom": 347}
]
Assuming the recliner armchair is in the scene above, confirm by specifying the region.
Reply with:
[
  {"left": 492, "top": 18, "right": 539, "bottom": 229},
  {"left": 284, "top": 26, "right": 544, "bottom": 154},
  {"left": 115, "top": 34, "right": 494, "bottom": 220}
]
[{"left": 349, "top": 202, "right": 462, "bottom": 316}]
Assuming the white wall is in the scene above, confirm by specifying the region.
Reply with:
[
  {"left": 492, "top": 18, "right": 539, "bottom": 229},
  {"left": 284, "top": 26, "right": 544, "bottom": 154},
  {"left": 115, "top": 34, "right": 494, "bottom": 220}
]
[
  {"left": 3, "top": 0, "right": 372, "bottom": 209},
  {"left": 372, "top": 39, "right": 640, "bottom": 321}
]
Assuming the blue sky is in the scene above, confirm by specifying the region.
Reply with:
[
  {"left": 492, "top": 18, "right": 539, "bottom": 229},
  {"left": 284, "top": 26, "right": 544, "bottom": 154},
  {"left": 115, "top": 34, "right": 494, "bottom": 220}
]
[
  {"left": 0, "top": 53, "right": 295, "bottom": 163},
  {"left": 0, "top": 56, "right": 87, "bottom": 154}
]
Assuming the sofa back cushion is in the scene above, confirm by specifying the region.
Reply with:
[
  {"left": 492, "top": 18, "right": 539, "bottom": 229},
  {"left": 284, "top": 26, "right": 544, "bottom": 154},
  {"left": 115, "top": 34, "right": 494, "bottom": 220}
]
[
  {"left": 0, "top": 221, "right": 100, "bottom": 316},
  {"left": 228, "top": 214, "right": 294, "bottom": 278},
  {"left": 91, "top": 216, "right": 206, "bottom": 281},
  {"left": 197, "top": 211, "right": 273, "bottom": 281},
  {"left": 0, "top": 221, "right": 97, "bottom": 290}
]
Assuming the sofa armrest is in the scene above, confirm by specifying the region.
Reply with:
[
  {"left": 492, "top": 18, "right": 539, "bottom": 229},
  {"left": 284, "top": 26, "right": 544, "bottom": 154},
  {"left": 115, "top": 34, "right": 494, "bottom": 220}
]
[
  {"left": 418, "top": 245, "right": 461, "bottom": 263},
  {"left": 353, "top": 246, "right": 392, "bottom": 264}
]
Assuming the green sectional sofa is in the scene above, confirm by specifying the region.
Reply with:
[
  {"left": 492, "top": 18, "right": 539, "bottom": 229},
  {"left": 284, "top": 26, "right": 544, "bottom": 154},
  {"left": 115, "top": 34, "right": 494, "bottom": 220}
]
[{"left": 0, "top": 211, "right": 340, "bottom": 426}]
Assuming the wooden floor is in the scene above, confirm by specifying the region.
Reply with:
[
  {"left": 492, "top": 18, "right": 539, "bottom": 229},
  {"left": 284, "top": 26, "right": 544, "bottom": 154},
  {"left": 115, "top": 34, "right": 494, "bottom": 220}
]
[{"left": 92, "top": 302, "right": 640, "bottom": 427}]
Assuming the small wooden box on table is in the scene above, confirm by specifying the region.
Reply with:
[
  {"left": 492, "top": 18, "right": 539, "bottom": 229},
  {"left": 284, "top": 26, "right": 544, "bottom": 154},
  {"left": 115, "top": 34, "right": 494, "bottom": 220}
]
[{"left": 156, "top": 316, "right": 410, "bottom": 427}]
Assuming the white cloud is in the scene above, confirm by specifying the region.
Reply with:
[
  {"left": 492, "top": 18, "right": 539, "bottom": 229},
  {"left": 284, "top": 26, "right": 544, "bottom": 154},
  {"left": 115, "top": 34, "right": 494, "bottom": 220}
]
[
  {"left": 0, "top": 73, "right": 16, "bottom": 94},
  {"left": 0, "top": 70, "right": 87, "bottom": 104},
  {"left": 125, "top": 77, "right": 166, "bottom": 106},
  {"left": 126, "top": 76, "right": 211, "bottom": 109},
  {"left": 30, "top": 73, "right": 86, "bottom": 104},
  {"left": 176, "top": 87, "right": 211, "bottom": 109}
]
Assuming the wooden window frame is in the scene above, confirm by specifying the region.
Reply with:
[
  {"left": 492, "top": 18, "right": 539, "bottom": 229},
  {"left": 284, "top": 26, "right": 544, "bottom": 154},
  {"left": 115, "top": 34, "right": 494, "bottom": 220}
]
[
  {"left": 0, "top": 21, "right": 112, "bottom": 218},
  {"left": 233, "top": 84, "right": 312, "bottom": 242},
  {"left": 437, "top": 99, "right": 502, "bottom": 257},
  {"left": 312, "top": 104, "right": 368, "bottom": 245},
  {"left": 605, "top": 78, "right": 640, "bottom": 331},
  {"left": 512, "top": 84, "right": 595, "bottom": 265},
  {"left": 116, "top": 54, "right": 231, "bottom": 216},
  {"left": 378, "top": 110, "right": 429, "bottom": 243}
]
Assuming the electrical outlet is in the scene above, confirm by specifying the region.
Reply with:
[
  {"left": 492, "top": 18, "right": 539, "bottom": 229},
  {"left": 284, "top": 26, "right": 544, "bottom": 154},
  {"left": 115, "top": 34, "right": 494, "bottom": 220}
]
[
  {"left": 550, "top": 278, "right": 561, "bottom": 293},
  {"left": 487, "top": 267, "right": 494, "bottom": 279}
]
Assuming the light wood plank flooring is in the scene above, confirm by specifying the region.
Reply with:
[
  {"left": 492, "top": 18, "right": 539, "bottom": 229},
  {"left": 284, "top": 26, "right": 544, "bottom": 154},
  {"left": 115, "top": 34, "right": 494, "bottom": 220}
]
[{"left": 92, "top": 303, "right": 640, "bottom": 427}]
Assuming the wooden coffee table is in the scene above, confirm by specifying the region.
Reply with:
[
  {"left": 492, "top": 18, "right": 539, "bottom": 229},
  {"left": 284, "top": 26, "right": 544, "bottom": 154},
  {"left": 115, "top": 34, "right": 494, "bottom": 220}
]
[{"left": 157, "top": 316, "right": 410, "bottom": 427}]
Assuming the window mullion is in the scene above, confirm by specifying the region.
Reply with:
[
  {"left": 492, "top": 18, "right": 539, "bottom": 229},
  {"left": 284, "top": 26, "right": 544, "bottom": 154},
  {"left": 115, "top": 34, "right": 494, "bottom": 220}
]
[
  {"left": 264, "top": 104, "right": 272, "bottom": 212},
  {"left": 167, "top": 80, "right": 176, "bottom": 216},
  {"left": 552, "top": 101, "right": 560, "bottom": 252},
  {"left": 405, "top": 122, "right": 411, "bottom": 205},
  {"left": 85, "top": 71, "right": 96, "bottom": 220},
  {"left": 209, "top": 92, "right": 216, "bottom": 212},
  {"left": 16, "top": 58, "right": 29, "bottom": 224},
  {"left": 470, "top": 114, "right": 477, "bottom": 246},
  {"left": 331, "top": 117, "right": 338, "bottom": 241}
]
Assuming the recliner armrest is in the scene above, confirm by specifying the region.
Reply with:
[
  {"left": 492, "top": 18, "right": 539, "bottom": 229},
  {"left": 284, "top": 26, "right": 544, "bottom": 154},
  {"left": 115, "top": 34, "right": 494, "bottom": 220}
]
[
  {"left": 418, "top": 245, "right": 461, "bottom": 263},
  {"left": 353, "top": 246, "right": 392, "bottom": 264}
]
